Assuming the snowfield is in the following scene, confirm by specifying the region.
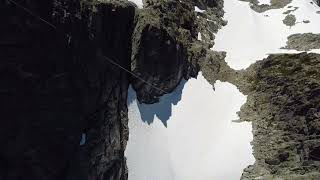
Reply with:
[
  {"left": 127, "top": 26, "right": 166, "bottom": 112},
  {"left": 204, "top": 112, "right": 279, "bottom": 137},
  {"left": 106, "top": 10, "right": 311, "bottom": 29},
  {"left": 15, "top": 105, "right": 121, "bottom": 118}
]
[
  {"left": 125, "top": 73, "right": 254, "bottom": 180},
  {"left": 214, "top": 0, "right": 320, "bottom": 70}
]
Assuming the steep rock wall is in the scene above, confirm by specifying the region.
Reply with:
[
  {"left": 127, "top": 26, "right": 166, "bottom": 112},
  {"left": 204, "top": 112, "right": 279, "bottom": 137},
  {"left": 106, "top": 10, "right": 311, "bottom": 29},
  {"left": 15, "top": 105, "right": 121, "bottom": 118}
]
[
  {"left": 131, "top": 0, "right": 197, "bottom": 103},
  {"left": 131, "top": 0, "right": 224, "bottom": 103},
  {"left": 0, "top": 0, "right": 217, "bottom": 179},
  {"left": 1, "top": 0, "right": 134, "bottom": 179}
]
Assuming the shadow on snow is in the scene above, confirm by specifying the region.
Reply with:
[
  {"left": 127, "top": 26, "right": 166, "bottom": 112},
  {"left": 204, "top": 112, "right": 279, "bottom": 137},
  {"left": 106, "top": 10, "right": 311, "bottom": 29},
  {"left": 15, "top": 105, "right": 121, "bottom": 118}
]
[{"left": 127, "top": 79, "right": 187, "bottom": 127}]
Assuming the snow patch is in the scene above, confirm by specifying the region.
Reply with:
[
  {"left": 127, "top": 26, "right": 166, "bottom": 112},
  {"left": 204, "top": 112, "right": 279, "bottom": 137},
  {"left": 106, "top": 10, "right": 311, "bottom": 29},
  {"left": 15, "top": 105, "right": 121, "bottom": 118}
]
[
  {"left": 125, "top": 73, "right": 254, "bottom": 180},
  {"left": 197, "top": 32, "right": 202, "bottom": 40},
  {"left": 258, "top": 0, "right": 271, "bottom": 5},
  {"left": 128, "top": 0, "right": 143, "bottom": 8},
  {"left": 195, "top": 6, "right": 205, "bottom": 13},
  {"left": 213, "top": 0, "right": 320, "bottom": 70}
]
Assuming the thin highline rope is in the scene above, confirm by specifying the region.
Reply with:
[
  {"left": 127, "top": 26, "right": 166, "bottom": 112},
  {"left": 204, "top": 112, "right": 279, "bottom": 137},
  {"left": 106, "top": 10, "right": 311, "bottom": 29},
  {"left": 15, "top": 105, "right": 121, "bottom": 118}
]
[
  {"left": 8, "top": 0, "right": 57, "bottom": 30},
  {"left": 101, "top": 56, "right": 168, "bottom": 93},
  {"left": 8, "top": 0, "right": 168, "bottom": 94}
]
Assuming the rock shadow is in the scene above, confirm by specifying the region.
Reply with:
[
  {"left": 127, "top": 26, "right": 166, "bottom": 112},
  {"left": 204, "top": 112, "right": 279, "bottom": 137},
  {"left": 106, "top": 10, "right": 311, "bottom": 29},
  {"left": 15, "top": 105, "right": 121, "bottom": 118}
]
[{"left": 127, "top": 79, "right": 187, "bottom": 127}]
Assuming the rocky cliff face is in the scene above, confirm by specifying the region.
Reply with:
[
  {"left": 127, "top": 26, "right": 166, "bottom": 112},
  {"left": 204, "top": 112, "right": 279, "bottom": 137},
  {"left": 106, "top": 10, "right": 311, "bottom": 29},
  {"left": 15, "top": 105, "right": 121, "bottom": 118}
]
[
  {"left": 131, "top": 0, "right": 197, "bottom": 103},
  {"left": 0, "top": 0, "right": 219, "bottom": 179},
  {"left": 239, "top": 53, "right": 320, "bottom": 180},
  {"left": 1, "top": 0, "right": 135, "bottom": 179},
  {"left": 130, "top": 0, "right": 224, "bottom": 103}
]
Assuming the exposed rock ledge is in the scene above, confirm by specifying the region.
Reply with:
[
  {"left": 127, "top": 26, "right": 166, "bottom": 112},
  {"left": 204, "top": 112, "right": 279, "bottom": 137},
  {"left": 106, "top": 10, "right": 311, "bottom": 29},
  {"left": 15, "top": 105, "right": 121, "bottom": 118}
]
[{"left": 283, "top": 33, "right": 320, "bottom": 51}]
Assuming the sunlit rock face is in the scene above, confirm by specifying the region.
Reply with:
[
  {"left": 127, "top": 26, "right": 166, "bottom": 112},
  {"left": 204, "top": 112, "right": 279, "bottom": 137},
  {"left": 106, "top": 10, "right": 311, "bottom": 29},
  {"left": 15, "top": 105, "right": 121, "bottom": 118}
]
[
  {"left": 239, "top": 53, "right": 320, "bottom": 179},
  {"left": 283, "top": 33, "right": 320, "bottom": 51}
]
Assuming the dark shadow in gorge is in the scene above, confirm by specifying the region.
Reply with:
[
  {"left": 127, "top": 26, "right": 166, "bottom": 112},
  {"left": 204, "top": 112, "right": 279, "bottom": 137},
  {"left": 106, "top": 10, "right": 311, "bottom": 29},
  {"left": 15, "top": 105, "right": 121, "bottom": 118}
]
[{"left": 127, "top": 79, "right": 187, "bottom": 127}]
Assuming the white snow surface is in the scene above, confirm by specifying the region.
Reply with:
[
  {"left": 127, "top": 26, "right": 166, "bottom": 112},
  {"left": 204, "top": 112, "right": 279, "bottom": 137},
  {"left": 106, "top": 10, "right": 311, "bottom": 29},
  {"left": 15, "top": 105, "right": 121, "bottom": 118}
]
[
  {"left": 195, "top": 6, "right": 206, "bottom": 12},
  {"left": 125, "top": 73, "right": 254, "bottom": 180},
  {"left": 198, "top": 32, "right": 202, "bottom": 40},
  {"left": 258, "top": 0, "right": 271, "bottom": 5},
  {"left": 128, "top": 0, "right": 143, "bottom": 8},
  {"left": 213, "top": 0, "right": 320, "bottom": 70}
]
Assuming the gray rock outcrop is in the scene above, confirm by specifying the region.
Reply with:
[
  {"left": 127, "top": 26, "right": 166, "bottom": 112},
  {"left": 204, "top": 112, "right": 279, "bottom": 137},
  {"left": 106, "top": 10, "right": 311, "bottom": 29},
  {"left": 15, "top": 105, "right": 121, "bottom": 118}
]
[
  {"left": 240, "top": 53, "right": 320, "bottom": 180},
  {"left": 283, "top": 14, "right": 296, "bottom": 27},
  {"left": 283, "top": 33, "right": 320, "bottom": 51}
]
